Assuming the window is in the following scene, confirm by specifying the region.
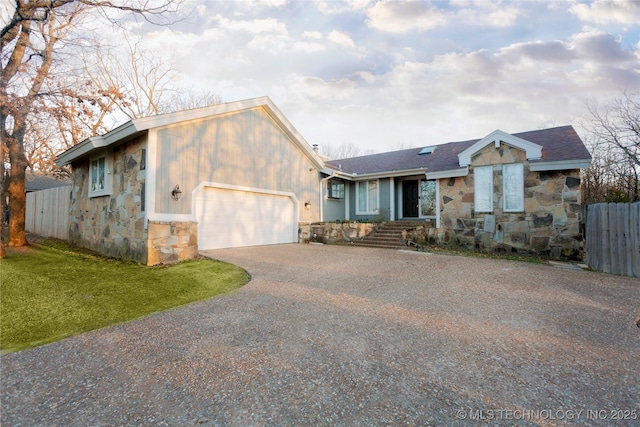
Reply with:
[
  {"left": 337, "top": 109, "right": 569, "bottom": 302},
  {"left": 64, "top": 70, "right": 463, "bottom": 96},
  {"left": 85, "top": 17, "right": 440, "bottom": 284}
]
[
  {"left": 89, "top": 153, "right": 112, "bottom": 197},
  {"left": 418, "top": 145, "right": 437, "bottom": 155},
  {"left": 503, "top": 163, "right": 524, "bottom": 212},
  {"left": 140, "top": 149, "right": 146, "bottom": 170},
  {"left": 474, "top": 166, "right": 493, "bottom": 212},
  {"left": 357, "top": 180, "right": 378, "bottom": 214},
  {"left": 141, "top": 182, "right": 145, "bottom": 212},
  {"left": 327, "top": 181, "right": 344, "bottom": 199},
  {"left": 420, "top": 180, "right": 436, "bottom": 217}
]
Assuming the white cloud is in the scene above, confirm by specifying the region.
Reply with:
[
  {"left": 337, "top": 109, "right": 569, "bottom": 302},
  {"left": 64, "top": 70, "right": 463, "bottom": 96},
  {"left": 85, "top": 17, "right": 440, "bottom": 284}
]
[
  {"left": 367, "top": 1, "right": 446, "bottom": 33},
  {"left": 284, "top": 74, "right": 357, "bottom": 102},
  {"left": 213, "top": 15, "right": 288, "bottom": 35},
  {"left": 302, "top": 31, "right": 323, "bottom": 40},
  {"left": 482, "top": 7, "right": 520, "bottom": 28},
  {"left": 257, "top": 0, "right": 289, "bottom": 7},
  {"left": 247, "top": 33, "right": 291, "bottom": 53},
  {"left": 145, "top": 28, "right": 214, "bottom": 52},
  {"left": 453, "top": 2, "right": 521, "bottom": 28},
  {"left": 293, "top": 41, "right": 326, "bottom": 53},
  {"left": 328, "top": 30, "right": 355, "bottom": 48},
  {"left": 569, "top": 29, "right": 635, "bottom": 62},
  {"left": 195, "top": 4, "right": 207, "bottom": 17},
  {"left": 111, "top": 0, "right": 640, "bottom": 152},
  {"left": 498, "top": 40, "right": 575, "bottom": 63},
  {"left": 316, "top": 0, "right": 372, "bottom": 14},
  {"left": 569, "top": 0, "right": 640, "bottom": 25}
]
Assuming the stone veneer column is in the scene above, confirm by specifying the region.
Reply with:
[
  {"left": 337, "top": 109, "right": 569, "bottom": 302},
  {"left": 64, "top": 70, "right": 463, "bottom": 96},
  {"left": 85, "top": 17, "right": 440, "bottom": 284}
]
[{"left": 146, "top": 221, "right": 198, "bottom": 265}]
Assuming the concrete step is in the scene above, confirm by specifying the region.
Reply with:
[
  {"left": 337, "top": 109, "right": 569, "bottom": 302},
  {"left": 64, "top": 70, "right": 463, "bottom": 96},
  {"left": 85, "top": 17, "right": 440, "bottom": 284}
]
[
  {"left": 363, "top": 235, "right": 404, "bottom": 241},
  {"left": 350, "top": 221, "right": 431, "bottom": 250},
  {"left": 350, "top": 240, "right": 407, "bottom": 249}
]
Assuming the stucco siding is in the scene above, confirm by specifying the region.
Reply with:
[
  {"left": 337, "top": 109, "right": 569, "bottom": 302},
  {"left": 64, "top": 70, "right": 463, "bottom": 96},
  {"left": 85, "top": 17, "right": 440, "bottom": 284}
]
[
  {"left": 154, "top": 107, "right": 320, "bottom": 222},
  {"left": 323, "top": 179, "right": 347, "bottom": 222},
  {"left": 378, "top": 178, "right": 391, "bottom": 219}
]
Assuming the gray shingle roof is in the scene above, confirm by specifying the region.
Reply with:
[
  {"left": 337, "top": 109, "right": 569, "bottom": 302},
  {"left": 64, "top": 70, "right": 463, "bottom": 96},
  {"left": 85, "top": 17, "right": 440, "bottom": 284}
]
[
  {"left": 25, "top": 171, "right": 71, "bottom": 192},
  {"left": 326, "top": 125, "right": 591, "bottom": 175}
]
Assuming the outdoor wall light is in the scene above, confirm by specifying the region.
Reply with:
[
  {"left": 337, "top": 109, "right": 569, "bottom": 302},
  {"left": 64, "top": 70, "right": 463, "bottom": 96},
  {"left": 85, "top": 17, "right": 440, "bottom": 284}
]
[
  {"left": 171, "top": 185, "right": 182, "bottom": 201},
  {"left": 304, "top": 201, "right": 311, "bottom": 209}
]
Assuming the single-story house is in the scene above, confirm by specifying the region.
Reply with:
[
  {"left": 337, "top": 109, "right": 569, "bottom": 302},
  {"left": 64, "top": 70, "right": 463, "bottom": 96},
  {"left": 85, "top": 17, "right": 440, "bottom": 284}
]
[
  {"left": 321, "top": 126, "right": 592, "bottom": 259},
  {"left": 56, "top": 97, "right": 592, "bottom": 264}
]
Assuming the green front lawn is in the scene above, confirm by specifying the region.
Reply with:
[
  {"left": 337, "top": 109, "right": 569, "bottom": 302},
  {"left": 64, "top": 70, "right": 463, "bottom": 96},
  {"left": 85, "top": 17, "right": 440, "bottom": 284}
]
[{"left": 0, "top": 239, "right": 249, "bottom": 353}]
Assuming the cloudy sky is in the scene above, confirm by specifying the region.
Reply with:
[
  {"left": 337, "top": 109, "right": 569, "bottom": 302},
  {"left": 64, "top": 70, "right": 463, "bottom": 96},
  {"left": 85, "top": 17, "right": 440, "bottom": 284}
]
[{"left": 14, "top": 0, "right": 640, "bottom": 155}]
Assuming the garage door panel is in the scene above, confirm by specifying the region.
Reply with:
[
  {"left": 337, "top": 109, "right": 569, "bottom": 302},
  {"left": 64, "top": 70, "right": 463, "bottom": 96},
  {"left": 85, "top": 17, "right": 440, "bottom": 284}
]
[{"left": 196, "top": 187, "right": 296, "bottom": 250}]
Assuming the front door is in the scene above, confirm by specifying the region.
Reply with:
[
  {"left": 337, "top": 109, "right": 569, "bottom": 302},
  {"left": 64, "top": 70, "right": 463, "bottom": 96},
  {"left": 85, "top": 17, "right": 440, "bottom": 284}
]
[{"left": 402, "top": 180, "right": 419, "bottom": 217}]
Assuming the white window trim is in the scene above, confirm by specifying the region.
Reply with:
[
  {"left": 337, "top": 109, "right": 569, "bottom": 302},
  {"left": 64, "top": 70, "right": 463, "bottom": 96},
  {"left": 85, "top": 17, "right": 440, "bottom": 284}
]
[
  {"left": 435, "top": 179, "right": 440, "bottom": 228},
  {"left": 88, "top": 151, "right": 113, "bottom": 198},
  {"left": 356, "top": 179, "right": 379, "bottom": 215},
  {"left": 389, "top": 177, "right": 395, "bottom": 220},
  {"left": 503, "top": 163, "right": 524, "bottom": 212},
  {"left": 474, "top": 165, "right": 493, "bottom": 213}
]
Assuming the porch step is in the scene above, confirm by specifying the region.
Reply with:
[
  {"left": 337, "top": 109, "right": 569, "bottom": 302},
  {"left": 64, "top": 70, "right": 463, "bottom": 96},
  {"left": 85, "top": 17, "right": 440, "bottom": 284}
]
[{"left": 350, "top": 221, "right": 428, "bottom": 250}]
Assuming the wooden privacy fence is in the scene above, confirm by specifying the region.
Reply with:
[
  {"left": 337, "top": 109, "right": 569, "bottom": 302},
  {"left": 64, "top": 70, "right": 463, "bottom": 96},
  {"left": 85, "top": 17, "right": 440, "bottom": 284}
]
[
  {"left": 25, "top": 186, "right": 71, "bottom": 240},
  {"left": 585, "top": 202, "right": 640, "bottom": 277}
]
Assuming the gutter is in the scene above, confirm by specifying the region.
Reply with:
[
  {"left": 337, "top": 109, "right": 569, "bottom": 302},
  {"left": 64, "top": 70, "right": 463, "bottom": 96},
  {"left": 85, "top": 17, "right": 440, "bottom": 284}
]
[{"left": 324, "top": 167, "right": 428, "bottom": 181}]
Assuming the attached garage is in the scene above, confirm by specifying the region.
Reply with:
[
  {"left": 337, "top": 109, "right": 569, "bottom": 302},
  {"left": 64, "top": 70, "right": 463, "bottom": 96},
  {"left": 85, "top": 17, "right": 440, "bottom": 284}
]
[
  {"left": 57, "top": 97, "right": 324, "bottom": 265},
  {"left": 195, "top": 184, "right": 298, "bottom": 250}
]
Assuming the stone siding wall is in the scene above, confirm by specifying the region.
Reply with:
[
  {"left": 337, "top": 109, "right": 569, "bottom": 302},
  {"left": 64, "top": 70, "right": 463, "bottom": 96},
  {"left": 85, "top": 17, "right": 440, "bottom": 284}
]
[
  {"left": 299, "top": 222, "right": 376, "bottom": 244},
  {"left": 69, "top": 137, "right": 147, "bottom": 263},
  {"left": 437, "top": 143, "right": 583, "bottom": 260},
  {"left": 147, "top": 221, "right": 198, "bottom": 265}
]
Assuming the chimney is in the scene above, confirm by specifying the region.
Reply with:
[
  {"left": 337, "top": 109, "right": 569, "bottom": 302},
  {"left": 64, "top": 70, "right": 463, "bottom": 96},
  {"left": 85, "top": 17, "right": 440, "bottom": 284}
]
[{"left": 312, "top": 144, "right": 319, "bottom": 153}]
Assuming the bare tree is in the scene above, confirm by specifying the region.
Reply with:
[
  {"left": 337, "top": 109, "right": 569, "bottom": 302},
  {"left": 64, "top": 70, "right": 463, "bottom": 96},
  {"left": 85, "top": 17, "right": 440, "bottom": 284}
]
[
  {"left": 585, "top": 90, "right": 640, "bottom": 168},
  {"left": 83, "top": 33, "right": 221, "bottom": 120},
  {"left": 1, "top": 0, "right": 180, "bottom": 252},
  {"left": 581, "top": 143, "right": 637, "bottom": 203},
  {"left": 388, "top": 141, "right": 417, "bottom": 151},
  {"left": 170, "top": 91, "right": 223, "bottom": 112},
  {"left": 581, "top": 89, "right": 640, "bottom": 203},
  {"left": 322, "top": 141, "right": 375, "bottom": 160}
]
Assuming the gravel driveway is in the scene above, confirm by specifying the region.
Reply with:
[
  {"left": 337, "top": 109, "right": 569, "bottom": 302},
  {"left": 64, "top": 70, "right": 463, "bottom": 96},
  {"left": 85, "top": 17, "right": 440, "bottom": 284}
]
[{"left": 2, "top": 244, "right": 639, "bottom": 426}]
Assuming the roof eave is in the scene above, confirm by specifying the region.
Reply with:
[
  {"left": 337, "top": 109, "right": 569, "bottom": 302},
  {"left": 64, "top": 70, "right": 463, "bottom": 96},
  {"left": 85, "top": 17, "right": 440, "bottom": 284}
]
[
  {"left": 55, "top": 121, "right": 140, "bottom": 166},
  {"left": 529, "top": 159, "right": 592, "bottom": 172},
  {"left": 325, "top": 167, "right": 428, "bottom": 181},
  {"left": 55, "top": 136, "right": 104, "bottom": 166},
  {"left": 259, "top": 100, "right": 325, "bottom": 170},
  {"left": 54, "top": 96, "right": 326, "bottom": 170},
  {"left": 426, "top": 167, "right": 469, "bottom": 180}
]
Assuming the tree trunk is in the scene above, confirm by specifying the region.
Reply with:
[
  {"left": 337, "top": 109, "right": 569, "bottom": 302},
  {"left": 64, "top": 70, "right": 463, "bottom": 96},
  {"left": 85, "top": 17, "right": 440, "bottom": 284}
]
[
  {"left": 0, "top": 199, "right": 5, "bottom": 258},
  {"left": 1, "top": 139, "right": 5, "bottom": 258},
  {"left": 6, "top": 130, "right": 28, "bottom": 247},
  {"left": 7, "top": 173, "right": 27, "bottom": 247}
]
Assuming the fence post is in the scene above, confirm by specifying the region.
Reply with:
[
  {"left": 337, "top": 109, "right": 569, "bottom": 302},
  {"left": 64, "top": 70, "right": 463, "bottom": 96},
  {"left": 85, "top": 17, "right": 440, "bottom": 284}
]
[{"left": 632, "top": 203, "right": 640, "bottom": 278}]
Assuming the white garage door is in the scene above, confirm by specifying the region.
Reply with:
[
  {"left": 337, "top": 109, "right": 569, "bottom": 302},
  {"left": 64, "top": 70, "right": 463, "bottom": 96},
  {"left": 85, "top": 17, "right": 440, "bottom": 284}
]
[{"left": 195, "top": 186, "right": 297, "bottom": 250}]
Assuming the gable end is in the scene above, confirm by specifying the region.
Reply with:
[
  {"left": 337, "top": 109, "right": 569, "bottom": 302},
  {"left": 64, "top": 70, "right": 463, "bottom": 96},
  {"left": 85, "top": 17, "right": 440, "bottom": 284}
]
[{"left": 458, "top": 130, "right": 542, "bottom": 167}]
